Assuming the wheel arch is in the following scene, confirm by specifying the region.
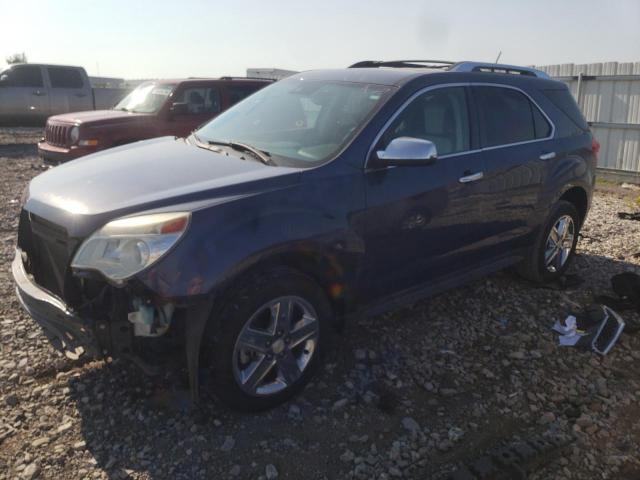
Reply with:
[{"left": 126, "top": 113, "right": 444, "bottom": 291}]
[
  {"left": 217, "top": 245, "right": 358, "bottom": 327},
  {"left": 558, "top": 186, "right": 589, "bottom": 225}
]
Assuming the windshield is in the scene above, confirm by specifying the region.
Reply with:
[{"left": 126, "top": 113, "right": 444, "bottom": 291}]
[
  {"left": 114, "top": 82, "right": 175, "bottom": 113},
  {"left": 195, "top": 77, "right": 392, "bottom": 167}
]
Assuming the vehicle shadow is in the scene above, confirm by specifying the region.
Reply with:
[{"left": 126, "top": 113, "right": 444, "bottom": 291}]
[
  {"left": 67, "top": 250, "right": 640, "bottom": 480},
  {"left": 0, "top": 144, "right": 38, "bottom": 157}
]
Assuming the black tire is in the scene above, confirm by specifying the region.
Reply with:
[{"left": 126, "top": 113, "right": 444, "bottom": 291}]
[
  {"left": 517, "top": 200, "right": 581, "bottom": 284},
  {"left": 202, "top": 268, "right": 332, "bottom": 411}
]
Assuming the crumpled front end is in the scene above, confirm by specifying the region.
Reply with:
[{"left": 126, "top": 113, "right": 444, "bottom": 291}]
[{"left": 12, "top": 208, "right": 192, "bottom": 373}]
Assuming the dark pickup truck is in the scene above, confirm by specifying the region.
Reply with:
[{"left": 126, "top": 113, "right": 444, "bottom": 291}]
[{"left": 38, "top": 77, "right": 272, "bottom": 163}]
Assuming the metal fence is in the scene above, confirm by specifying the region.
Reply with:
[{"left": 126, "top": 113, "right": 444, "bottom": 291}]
[{"left": 536, "top": 62, "right": 640, "bottom": 183}]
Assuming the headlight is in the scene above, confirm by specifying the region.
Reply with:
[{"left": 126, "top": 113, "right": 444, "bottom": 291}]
[
  {"left": 71, "top": 212, "right": 190, "bottom": 282},
  {"left": 69, "top": 126, "right": 80, "bottom": 144}
]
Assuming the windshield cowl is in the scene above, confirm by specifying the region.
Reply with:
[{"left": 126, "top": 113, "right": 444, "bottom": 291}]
[{"left": 190, "top": 134, "right": 275, "bottom": 166}]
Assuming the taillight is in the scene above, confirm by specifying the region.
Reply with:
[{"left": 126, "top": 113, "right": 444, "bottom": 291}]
[{"left": 591, "top": 138, "right": 600, "bottom": 157}]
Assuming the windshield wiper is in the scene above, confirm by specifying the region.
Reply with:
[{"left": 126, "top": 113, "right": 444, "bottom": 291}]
[{"left": 207, "top": 140, "right": 273, "bottom": 166}]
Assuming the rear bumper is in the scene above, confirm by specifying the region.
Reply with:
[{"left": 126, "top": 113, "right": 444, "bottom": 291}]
[
  {"left": 12, "top": 249, "right": 100, "bottom": 359},
  {"left": 37, "top": 141, "right": 97, "bottom": 164}
]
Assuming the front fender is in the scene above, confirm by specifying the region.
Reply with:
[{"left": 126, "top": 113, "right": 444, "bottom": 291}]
[{"left": 137, "top": 168, "right": 366, "bottom": 300}]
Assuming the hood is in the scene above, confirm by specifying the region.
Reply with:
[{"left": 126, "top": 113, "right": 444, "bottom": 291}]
[
  {"left": 48, "top": 110, "right": 150, "bottom": 126},
  {"left": 26, "top": 137, "right": 301, "bottom": 237}
]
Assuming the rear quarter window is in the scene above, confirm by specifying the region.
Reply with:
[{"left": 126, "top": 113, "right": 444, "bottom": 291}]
[
  {"left": 542, "top": 88, "right": 588, "bottom": 136},
  {"left": 228, "top": 85, "right": 261, "bottom": 105}
]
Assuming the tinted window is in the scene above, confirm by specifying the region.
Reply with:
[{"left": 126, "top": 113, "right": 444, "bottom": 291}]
[
  {"left": 228, "top": 85, "right": 259, "bottom": 105},
  {"left": 8, "top": 66, "right": 43, "bottom": 87},
  {"left": 532, "top": 106, "right": 552, "bottom": 138},
  {"left": 48, "top": 67, "right": 84, "bottom": 88},
  {"left": 382, "top": 87, "right": 470, "bottom": 156},
  {"left": 475, "top": 87, "right": 551, "bottom": 147},
  {"left": 175, "top": 87, "right": 220, "bottom": 114},
  {"left": 543, "top": 88, "right": 588, "bottom": 132}
]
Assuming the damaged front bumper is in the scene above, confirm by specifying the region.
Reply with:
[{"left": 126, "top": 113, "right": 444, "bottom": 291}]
[
  {"left": 12, "top": 249, "right": 213, "bottom": 401},
  {"left": 12, "top": 249, "right": 100, "bottom": 359}
]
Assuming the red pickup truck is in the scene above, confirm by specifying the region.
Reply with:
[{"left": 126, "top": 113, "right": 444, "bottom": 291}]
[{"left": 38, "top": 77, "right": 272, "bottom": 163}]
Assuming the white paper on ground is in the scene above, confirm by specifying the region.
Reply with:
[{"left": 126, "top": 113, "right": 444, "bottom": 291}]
[
  {"left": 553, "top": 315, "right": 586, "bottom": 346},
  {"left": 553, "top": 315, "right": 577, "bottom": 335}
]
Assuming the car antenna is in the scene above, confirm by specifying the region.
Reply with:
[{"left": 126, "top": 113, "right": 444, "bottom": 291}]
[{"left": 495, "top": 51, "right": 502, "bottom": 63}]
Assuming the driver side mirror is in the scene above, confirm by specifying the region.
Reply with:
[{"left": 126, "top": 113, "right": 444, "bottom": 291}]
[
  {"left": 0, "top": 74, "right": 10, "bottom": 86},
  {"left": 375, "top": 137, "right": 437, "bottom": 167},
  {"left": 169, "top": 102, "right": 189, "bottom": 116}
]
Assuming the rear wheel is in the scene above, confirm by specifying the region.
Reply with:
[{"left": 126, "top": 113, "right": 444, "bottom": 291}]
[
  {"left": 517, "top": 200, "right": 581, "bottom": 283},
  {"left": 203, "top": 269, "right": 331, "bottom": 411}
]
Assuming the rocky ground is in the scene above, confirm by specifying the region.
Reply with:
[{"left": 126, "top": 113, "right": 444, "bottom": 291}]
[{"left": 1, "top": 128, "right": 640, "bottom": 479}]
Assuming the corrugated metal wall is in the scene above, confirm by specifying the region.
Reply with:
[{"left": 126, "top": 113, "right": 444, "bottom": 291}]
[{"left": 536, "top": 62, "right": 640, "bottom": 179}]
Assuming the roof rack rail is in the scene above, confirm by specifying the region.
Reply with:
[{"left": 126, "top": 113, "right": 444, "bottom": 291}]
[
  {"left": 349, "top": 60, "right": 455, "bottom": 70},
  {"left": 218, "top": 76, "right": 273, "bottom": 81},
  {"left": 449, "top": 62, "right": 550, "bottom": 79}
]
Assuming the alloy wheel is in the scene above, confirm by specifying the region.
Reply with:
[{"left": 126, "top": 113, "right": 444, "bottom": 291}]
[
  {"left": 232, "top": 296, "right": 319, "bottom": 396},
  {"left": 544, "top": 214, "right": 575, "bottom": 273}
]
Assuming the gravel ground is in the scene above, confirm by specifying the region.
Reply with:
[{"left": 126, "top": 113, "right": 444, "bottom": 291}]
[
  {"left": 0, "top": 128, "right": 43, "bottom": 146},
  {"left": 1, "top": 132, "right": 640, "bottom": 479}
]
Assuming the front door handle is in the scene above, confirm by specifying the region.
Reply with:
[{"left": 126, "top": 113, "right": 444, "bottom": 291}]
[
  {"left": 32, "top": 90, "right": 46, "bottom": 96},
  {"left": 539, "top": 151, "right": 556, "bottom": 160},
  {"left": 75, "top": 93, "right": 87, "bottom": 97},
  {"left": 459, "top": 171, "right": 484, "bottom": 183}
]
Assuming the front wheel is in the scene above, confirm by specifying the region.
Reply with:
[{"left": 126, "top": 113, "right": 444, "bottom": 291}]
[
  {"left": 203, "top": 269, "right": 332, "bottom": 411},
  {"left": 517, "top": 200, "right": 581, "bottom": 283}
]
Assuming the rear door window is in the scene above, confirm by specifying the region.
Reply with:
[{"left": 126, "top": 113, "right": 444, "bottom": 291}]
[
  {"left": 381, "top": 86, "right": 470, "bottom": 156},
  {"left": 9, "top": 65, "right": 43, "bottom": 87},
  {"left": 48, "top": 67, "right": 84, "bottom": 88},
  {"left": 228, "top": 85, "right": 259, "bottom": 105},
  {"left": 474, "top": 86, "right": 551, "bottom": 147},
  {"left": 174, "top": 87, "right": 221, "bottom": 114}
]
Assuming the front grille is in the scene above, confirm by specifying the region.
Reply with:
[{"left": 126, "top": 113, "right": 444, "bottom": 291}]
[
  {"left": 18, "top": 210, "right": 75, "bottom": 300},
  {"left": 44, "top": 123, "right": 72, "bottom": 147}
]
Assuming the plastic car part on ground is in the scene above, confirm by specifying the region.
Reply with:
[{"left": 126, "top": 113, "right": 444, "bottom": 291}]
[
  {"left": 594, "top": 271, "right": 640, "bottom": 332},
  {"left": 618, "top": 211, "right": 640, "bottom": 221},
  {"left": 553, "top": 304, "right": 625, "bottom": 355}
]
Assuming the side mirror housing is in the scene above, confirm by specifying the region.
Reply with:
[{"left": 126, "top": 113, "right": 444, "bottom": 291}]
[
  {"left": 169, "top": 102, "right": 189, "bottom": 116},
  {"left": 375, "top": 137, "right": 438, "bottom": 167}
]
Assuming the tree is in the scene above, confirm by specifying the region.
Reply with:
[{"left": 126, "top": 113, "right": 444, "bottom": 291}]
[{"left": 6, "top": 52, "right": 27, "bottom": 64}]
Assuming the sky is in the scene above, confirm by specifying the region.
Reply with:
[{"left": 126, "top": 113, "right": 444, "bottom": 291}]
[{"left": 1, "top": 0, "right": 638, "bottom": 79}]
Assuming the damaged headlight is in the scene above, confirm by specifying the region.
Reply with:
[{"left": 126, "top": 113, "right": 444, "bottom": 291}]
[{"left": 71, "top": 212, "right": 190, "bottom": 282}]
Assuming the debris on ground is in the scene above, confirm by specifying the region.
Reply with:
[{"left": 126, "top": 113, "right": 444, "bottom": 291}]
[
  {"left": 618, "top": 211, "right": 640, "bottom": 221},
  {"left": 1, "top": 131, "right": 640, "bottom": 479},
  {"left": 553, "top": 305, "right": 625, "bottom": 354}
]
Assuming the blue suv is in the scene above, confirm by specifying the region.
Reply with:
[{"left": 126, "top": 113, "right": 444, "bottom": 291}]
[{"left": 13, "top": 60, "right": 597, "bottom": 410}]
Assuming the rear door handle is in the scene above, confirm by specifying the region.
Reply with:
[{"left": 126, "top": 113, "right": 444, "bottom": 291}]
[
  {"left": 32, "top": 90, "right": 46, "bottom": 96},
  {"left": 459, "top": 171, "right": 484, "bottom": 183},
  {"left": 539, "top": 151, "right": 556, "bottom": 160},
  {"left": 75, "top": 93, "right": 87, "bottom": 97}
]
